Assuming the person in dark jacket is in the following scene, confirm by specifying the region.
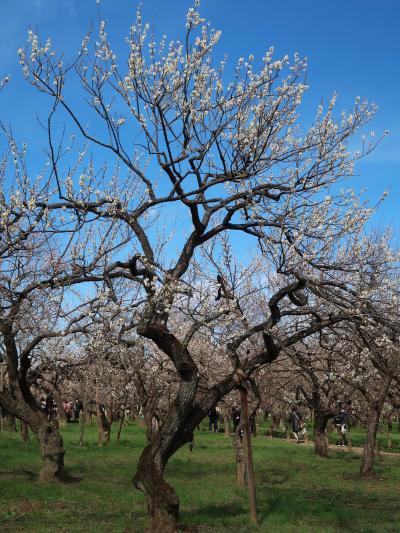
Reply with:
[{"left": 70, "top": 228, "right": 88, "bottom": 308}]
[
  {"left": 249, "top": 412, "right": 256, "bottom": 436},
  {"left": 289, "top": 406, "right": 303, "bottom": 442},
  {"left": 232, "top": 405, "right": 241, "bottom": 432},
  {"left": 335, "top": 405, "right": 348, "bottom": 446},
  {"left": 208, "top": 407, "right": 219, "bottom": 432}
]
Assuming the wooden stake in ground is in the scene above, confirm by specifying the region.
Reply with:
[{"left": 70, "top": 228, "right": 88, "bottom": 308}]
[
  {"left": 240, "top": 385, "right": 258, "bottom": 525},
  {"left": 234, "top": 429, "right": 246, "bottom": 488},
  {"left": 79, "top": 385, "right": 88, "bottom": 446}
]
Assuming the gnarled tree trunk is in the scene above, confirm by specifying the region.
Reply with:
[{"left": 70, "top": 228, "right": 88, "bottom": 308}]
[
  {"left": 0, "top": 389, "right": 65, "bottom": 482},
  {"left": 314, "top": 412, "right": 329, "bottom": 457},
  {"left": 134, "top": 440, "right": 180, "bottom": 533},
  {"left": 360, "top": 409, "right": 380, "bottom": 476},
  {"left": 37, "top": 422, "right": 65, "bottom": 482}
]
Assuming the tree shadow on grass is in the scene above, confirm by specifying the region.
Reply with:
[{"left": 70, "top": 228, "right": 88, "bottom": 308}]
[
  {"left": 181, "top": 502, "right": 247, "bottom": 526},
  {"left": 0, "top": 469, "right": 36, "bottom": 481},
  {"left": 0, "top": 468, "right": 83, "bottom": 484},
  {"left": 58, "top": 470, "right": 82, "bottom": 484},
  {"left": 168, "top": 459, "right": 234, "bottom": 480}
]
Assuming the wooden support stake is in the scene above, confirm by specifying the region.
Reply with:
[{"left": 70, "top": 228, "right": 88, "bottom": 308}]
[{"left": 240, "top": 386, "right": 258, "bottom": 525}]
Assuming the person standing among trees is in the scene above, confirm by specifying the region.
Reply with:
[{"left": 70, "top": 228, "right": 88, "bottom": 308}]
[
  {"left": 208, "top": 407, "right": 219, "bottom": 432},
  {"left": 335, "top": 404, "right": 349, "bottom": 447},
  {"left": 289, "top": 406, "right": 303, "bottom": 443},
  {"left": 64, "top": 400, "right": 72, "bottom": 423},
  {"left": 249, "top": 413, "right": 256, "bottom": 436},
  {"left": 72, "top": 399, "right": 82, "bottom": 423},
  {"left": 232, "top": 405, "right": 241, "bottom": 432}
]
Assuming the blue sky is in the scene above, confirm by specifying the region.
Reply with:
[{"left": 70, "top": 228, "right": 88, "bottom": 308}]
[{"left": 1, "top": 0, "right": 399, "bottom": 234}]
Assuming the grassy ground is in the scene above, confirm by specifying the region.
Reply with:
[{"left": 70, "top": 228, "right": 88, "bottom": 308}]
[{"left": 1, "top": 422, "right": 400, "bottom": 532}]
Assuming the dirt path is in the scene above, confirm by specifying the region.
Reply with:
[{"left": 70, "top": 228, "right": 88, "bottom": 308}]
[{"left": 300, "top": 439, "right": 399, "bottom": 457}]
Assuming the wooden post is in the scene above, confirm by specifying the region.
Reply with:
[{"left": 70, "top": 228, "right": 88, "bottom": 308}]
[
  {"left": 223, "top": 405, "right": 231, "bottom": 437},
  {"left": 96, "top": 388, "right": 103, "bottom": 447},
  {"left": 0, "top": 363, "right": 5, "bottom": 431},
  {"left": 240, "top": 386, "right": 258, "bottom": 525},
  {"left": 78, "top": 410, "right": 86, "bottom": 446},
  {"left": 79, "top": 385, "right": 88, "bottom": 446},
  {"left": 234, "top": 431, "right": 246, "bottom": 488}
]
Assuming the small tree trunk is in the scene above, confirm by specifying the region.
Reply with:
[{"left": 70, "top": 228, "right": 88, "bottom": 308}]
[
  {"left": 78, "top": 409, "right": 86, "bottom": 446},
  {"left": 116, "top": 410, "right": 125, "bottom": 443},
  {"left": 314, "top": 413, "right": 329, "bottom": 457},
  {"left": 97, "top": 411, "right": 103, "bottom": 446},
  {"left": 223, "top": 410, "right": 231, "bottom": 437},
  {"left": 105, "top": 425, "right": 111, "bottom": 445},
  {"left": 37, "top": 422, "right": 65, "bottom": 482},
  {"left": 20, "top": 420, "right": 30, "bottom": 442},
  {"left": 387, "top": 419, "right": 392, "bottom": 449},
  {"left": 360, "top": 374, "right": 392, "bottom": 476},
  {"left": 96, "top": 403, "right": 111, "bottom": 446}
]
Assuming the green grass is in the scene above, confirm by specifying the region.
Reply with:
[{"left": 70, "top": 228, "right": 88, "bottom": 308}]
[{"left": 1, "top": 422, "right": 400, "bottom": 532}]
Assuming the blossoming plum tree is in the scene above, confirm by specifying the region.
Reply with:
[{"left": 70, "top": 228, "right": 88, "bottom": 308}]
[{"left": 9, "top": 2, "right": 387, "bottom": 528}]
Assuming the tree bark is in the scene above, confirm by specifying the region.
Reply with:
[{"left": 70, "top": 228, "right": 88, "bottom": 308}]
[
  {"left": 37, "top": 422, "right": 65, "bottom": 482},
  {"left": 133, "top": 444, "right": 179, "bottom": 533},
  {"left": 222, "top": 406, "right": 231, "bottom": 437},
  {"left": 360, "top": 409, "right": 380, "bottom": 475},
  {"left": 360, "top": 373, "right": 392, "bottom": 476},
  {"left": 20, "top": 419, "right": 30, "bottom": 441},
  {"left": 314, "top": 412, "right": 329, "bottom": 457},
  {"left": 53, "top": 391, "right": 67, "bottom": 426},
  {"left": 0, "top": 388, "right": 65, "bottom": 482}
]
